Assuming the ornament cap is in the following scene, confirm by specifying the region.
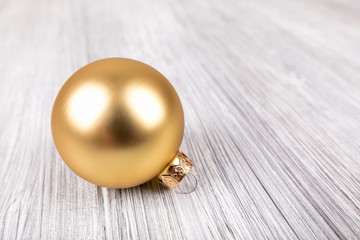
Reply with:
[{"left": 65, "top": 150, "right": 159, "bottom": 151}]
[{"left": 158, "top": 151, "right": 194, "bottom": 189}]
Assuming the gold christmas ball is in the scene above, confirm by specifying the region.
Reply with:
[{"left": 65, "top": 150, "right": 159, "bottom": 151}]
[{"left": 51, "top": 58, "right": 188, "bottom": 189}]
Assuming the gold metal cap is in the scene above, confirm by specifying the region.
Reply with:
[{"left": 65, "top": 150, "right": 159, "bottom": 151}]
[{"left": 157, "top": 152, "right": 194, "bottom": 189}]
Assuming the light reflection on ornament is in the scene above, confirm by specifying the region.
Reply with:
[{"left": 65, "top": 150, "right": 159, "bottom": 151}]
[
  {"left": 67, "top": 84, "right": 109, "bottom": 131},
  {"left": 127, "top": 86, "right": 164, "bottom": 129}
]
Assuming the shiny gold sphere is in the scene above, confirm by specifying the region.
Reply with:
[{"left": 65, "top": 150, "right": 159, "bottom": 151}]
[{"left": 51, "top": 58, "right": 184, "bottom": 188}]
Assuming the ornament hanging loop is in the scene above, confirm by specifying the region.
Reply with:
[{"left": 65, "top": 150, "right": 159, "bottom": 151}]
[{"left": 176, "top": 172, "right": 198, "bottom": 194}]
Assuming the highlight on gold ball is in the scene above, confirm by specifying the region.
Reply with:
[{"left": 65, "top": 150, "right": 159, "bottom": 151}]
[{"left": 51, "top": 58, "right": 195, "bottom": 191}]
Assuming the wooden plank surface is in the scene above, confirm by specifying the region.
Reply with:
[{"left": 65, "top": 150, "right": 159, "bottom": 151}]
[{"left": 1, "top": 0, "right": 360, "bottom": 239}]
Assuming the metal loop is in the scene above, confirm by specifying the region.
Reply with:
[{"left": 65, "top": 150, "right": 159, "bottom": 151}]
[{"left": 177, "top": 172, "right": 198, "bottom": 194}]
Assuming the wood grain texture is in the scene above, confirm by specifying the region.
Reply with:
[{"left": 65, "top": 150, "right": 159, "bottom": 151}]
[{"left": 0, "top": 0, "right": 360, "bottom": 239}]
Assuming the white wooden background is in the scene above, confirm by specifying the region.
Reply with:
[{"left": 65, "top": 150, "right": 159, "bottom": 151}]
[{"left": 1, "top": 0, "right": 360, "bottom": 239}]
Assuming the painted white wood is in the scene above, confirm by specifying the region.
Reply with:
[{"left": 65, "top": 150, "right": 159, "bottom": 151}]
[{"left": 0, "top": 0, "right": 359, "bottom": 238}]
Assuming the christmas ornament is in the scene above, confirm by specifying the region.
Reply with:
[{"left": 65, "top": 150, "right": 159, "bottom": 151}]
[{"left": 51, "top": 58, "right": 194, "bottom": 189}]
